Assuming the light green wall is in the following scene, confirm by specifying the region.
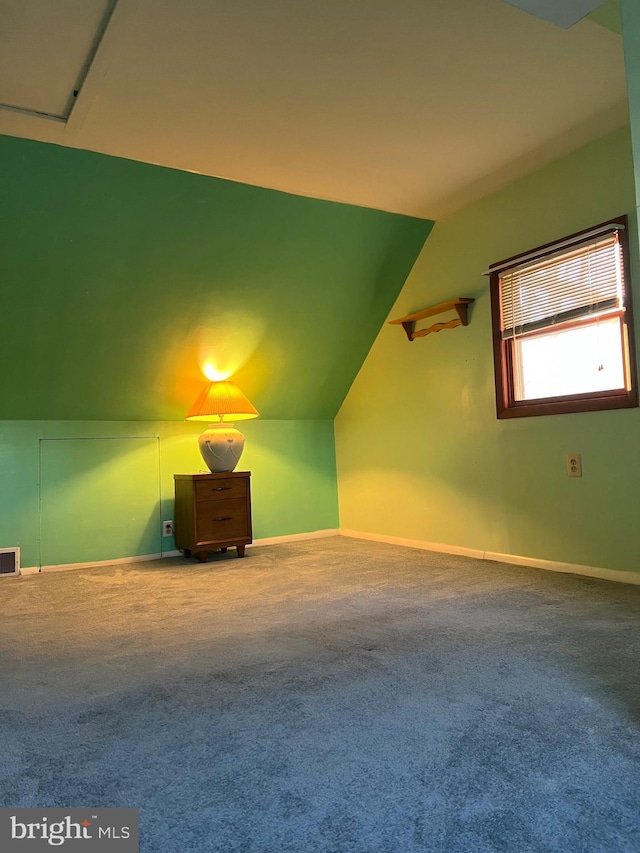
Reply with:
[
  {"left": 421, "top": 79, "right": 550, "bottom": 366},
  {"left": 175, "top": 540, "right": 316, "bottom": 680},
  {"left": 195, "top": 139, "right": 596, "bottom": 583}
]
[
  {"left": 0, "top": 419, "right": 338, "bottom": 569},
  {"left": 335, "top": 127, "right": 640, "bottom": 575}
]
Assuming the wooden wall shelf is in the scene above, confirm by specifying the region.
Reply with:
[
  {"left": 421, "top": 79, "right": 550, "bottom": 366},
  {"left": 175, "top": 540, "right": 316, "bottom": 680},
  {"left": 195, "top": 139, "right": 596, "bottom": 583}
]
[{"left": 389, "top": 298, "right": 474, "bottom": 341}]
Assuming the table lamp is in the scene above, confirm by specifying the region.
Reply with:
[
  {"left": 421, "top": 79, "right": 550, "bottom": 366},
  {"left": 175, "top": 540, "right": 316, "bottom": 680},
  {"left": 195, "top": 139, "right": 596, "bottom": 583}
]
[{"left": 186, "top": 380, "right": 259, "bottom": 473}]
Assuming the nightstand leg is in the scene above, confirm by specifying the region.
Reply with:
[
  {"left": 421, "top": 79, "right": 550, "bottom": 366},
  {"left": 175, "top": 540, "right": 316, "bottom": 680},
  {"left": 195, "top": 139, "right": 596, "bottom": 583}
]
[
  {"left": 221, "top": 547, "right": 228, "bottom": 553},
  {"left": 197, "top": 551, "right": 208, "bottom": 563},
  {"left": 184, "top": 548, "right": 191, "bottom": 558},
  {"left": 236, "top": 544, "right": 245, "bottom": 558}
]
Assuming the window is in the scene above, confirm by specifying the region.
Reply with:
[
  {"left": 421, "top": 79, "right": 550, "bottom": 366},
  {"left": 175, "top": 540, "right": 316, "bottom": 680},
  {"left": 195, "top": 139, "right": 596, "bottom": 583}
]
[{"left": 489, "top": 217, "right": 638, "bottom": 418}]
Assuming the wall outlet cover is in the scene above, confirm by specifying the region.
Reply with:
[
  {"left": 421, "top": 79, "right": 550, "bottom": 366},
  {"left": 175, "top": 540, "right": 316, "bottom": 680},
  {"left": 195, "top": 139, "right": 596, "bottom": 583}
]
[{"left": 566, "top": 454, "right": 582, "bottom": 477}]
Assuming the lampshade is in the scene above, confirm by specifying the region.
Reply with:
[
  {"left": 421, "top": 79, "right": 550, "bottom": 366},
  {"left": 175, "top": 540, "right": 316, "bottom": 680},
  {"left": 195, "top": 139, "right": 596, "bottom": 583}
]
[
  {"left": 186, "top": 380, "right": 259, "bottom": 423},
  {"left": 186, "top": 380, "right": 259, "bottom": 474}
]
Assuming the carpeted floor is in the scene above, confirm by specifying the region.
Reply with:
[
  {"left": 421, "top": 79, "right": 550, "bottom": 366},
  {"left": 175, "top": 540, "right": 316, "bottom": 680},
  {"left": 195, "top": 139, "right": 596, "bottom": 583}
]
[{"left": 1, "top": 536, "right": 639, "bottom": 852}]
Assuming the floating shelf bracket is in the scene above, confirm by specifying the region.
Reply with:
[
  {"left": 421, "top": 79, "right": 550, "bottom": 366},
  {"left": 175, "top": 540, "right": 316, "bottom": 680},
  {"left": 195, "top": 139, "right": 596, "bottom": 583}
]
[{"left": 389, "top": 298, "right": 474, "bottom": 341}]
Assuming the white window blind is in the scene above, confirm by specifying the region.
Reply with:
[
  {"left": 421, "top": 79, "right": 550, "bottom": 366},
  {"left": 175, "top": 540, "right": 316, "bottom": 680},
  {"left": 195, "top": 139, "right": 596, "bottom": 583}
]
[{"left": 499, "top": 231, "right": 625, "bottom": 339}]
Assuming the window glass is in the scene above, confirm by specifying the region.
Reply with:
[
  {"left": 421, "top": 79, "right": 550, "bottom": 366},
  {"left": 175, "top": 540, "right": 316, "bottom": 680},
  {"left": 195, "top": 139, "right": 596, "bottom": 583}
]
[{"left": 514, "top": 317, "right": 626, "bottom": 401}]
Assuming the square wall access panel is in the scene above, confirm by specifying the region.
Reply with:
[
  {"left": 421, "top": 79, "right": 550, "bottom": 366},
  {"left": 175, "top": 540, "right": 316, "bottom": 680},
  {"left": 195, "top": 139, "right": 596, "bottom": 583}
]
[
  {"left": 39, "top": 437, "right": 161, "bottom": 568},
  {"left": 0, "top": 0, "right": 118, "bottom": 121}
]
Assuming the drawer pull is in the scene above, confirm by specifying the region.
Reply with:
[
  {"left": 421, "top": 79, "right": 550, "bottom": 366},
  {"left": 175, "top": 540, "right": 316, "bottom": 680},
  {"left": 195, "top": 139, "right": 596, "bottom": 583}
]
[
  {"left": 213, "top": 516, "right": 233, "bottom": 522},
  {"left": 211, "top": 487, "right": 231, "bottom": 491}
]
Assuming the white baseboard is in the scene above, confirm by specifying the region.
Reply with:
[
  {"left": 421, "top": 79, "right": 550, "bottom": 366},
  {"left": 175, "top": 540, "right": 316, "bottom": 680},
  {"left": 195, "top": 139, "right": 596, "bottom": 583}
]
[
  {"left": 22, "top": 528, "right": 633, "bottom": 587},
  {"left": 252, "top": 529, "right": 339, "bottom": 547},
  {"left": 38, "top": 552, "right": 167, "bottom": 573},
  {"left": 340, "top": 529, "right": 485, "bottom": 560},
  {"left": 159, "top": 529, "right": 338, "bottom": 555},
  {"left": 16, "top": 531, "right": 339, "bottom": 575},
  {"left": 483, "top": 550, "right": 640, "bottom": 586},
  {"left": 339, "top": 529, "right": 640, "bottom": 586}
]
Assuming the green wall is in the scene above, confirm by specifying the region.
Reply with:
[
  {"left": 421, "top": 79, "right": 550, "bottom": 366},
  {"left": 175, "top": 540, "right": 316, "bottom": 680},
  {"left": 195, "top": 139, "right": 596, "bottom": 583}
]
[
  {"left": 335, "top": 127, "right": 640, "bottom": 575},
  {"left": 0, "top": 419, "right": 338, "bottom": 569},
  {"left": 0, "top": 135, "right": 431, "bottom": 421},
  {"left": 0, "top": 134, "right": 431, "bottom": 567}
]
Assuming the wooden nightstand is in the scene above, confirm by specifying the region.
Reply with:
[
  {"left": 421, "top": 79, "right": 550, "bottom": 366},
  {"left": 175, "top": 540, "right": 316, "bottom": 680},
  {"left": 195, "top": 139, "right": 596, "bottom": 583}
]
[{"left": 173, "top": 472, "right": 252, "bottom": 561}]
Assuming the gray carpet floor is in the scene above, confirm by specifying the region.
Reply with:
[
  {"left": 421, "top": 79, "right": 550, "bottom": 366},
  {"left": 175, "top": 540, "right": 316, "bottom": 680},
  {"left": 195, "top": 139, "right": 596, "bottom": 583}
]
[{"left": 1, "top": 536, "right": 639, "bottom": 852}]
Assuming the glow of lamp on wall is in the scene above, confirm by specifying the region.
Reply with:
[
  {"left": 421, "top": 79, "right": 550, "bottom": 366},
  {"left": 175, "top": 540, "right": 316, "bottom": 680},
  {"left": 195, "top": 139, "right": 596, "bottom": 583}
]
[
  {"left": 202, "top": 362, "right": 232, "bottom": 382},
  {"left": 186, "top": 380, "right": 259, "bottom": 473}
]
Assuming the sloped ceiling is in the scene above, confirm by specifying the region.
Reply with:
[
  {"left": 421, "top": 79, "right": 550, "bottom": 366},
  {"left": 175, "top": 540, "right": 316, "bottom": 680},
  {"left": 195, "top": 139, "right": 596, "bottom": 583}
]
[
  {"left": 0, "top": 135, "right": 431, "bottom": 420},
  {"left": 0, "top": 0, "right": 627, "bottom": 219}
]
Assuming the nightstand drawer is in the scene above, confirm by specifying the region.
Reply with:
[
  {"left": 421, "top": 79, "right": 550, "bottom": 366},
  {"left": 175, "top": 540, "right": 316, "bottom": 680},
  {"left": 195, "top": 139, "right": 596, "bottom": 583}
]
[
  {"left": 195, "top": 477, "right": 247, "bottom": 503},
  {"left": 195, "top": 498, "right": 250, "bottom": 542}
]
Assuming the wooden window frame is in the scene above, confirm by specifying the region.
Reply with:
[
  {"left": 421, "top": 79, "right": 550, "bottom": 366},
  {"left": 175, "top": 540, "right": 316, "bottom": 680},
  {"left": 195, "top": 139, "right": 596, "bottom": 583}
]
[{"left": 489, "top": 217, "right": 638, "bottom": 419}]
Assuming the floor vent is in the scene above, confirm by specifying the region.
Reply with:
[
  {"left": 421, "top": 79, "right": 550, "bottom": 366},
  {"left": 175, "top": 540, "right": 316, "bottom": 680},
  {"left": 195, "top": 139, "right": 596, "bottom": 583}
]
[{"left": 0, "top": 548, "right": 20, "bottom": 576}]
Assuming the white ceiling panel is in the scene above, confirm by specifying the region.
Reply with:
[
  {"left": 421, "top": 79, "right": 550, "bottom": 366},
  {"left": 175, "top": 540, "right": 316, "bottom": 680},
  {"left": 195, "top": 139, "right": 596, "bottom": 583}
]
[
  {"left": 0, "top": 0, "right": 116, "bottom": 119},
  {"left": 501, "top": 0, "right": 606, "bottom": 28}
]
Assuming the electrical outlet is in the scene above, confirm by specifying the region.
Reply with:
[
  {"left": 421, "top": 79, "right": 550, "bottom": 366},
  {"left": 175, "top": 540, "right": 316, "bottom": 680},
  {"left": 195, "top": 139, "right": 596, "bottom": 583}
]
[
  {"left": 566, "top": 454, "right": 582, "bottom": 478},
  {"left": 162, "top": 520, "right": 173, "bottom": 537}
]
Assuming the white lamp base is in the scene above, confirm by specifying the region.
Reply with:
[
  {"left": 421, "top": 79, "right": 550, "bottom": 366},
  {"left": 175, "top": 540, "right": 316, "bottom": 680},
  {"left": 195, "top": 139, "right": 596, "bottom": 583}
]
[{"left": 198, "top": 423, "right": 245, "bottom": 473}]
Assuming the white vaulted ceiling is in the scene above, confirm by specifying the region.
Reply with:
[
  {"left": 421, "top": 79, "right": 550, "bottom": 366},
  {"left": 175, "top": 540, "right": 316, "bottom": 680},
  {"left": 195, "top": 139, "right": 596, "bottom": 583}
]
[{"left": 0, "top": 0, "right": 626, "bottom": 218}]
